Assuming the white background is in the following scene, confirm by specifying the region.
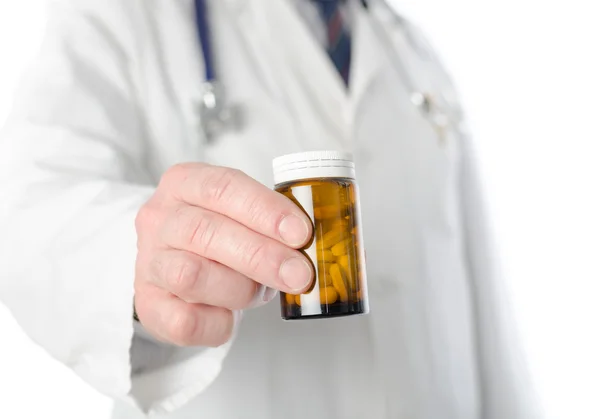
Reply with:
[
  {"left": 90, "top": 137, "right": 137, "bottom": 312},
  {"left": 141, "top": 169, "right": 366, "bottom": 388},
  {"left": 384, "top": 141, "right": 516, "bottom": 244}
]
[{"left": 0, "top": 1, "right": 598, "bottom": 418}]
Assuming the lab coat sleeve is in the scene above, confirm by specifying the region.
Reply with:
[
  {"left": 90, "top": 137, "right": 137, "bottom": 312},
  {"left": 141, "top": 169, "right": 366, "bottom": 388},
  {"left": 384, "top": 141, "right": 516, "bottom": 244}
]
[
  {"left": 0, "top": 2, "right": 233, "bottom": 415},
  {"left": 458, "top": 127, "right": 543, "bottom": 418}
]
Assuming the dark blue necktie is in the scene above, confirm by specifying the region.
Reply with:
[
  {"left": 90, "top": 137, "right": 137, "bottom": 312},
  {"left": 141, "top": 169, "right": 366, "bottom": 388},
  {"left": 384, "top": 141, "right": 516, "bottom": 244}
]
[{"left": 314, "top": 0, "right": 352, "bottom": 85}]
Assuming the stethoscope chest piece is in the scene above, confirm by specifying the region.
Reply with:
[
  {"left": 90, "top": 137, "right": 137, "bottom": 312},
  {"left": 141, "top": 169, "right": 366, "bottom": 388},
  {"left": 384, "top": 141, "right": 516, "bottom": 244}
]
[
  {"left": 194, "top": 0, "right": 242, "bottom": 143},
  {"left": 197, "top": 81, "right": 241, "bottom": 143}
]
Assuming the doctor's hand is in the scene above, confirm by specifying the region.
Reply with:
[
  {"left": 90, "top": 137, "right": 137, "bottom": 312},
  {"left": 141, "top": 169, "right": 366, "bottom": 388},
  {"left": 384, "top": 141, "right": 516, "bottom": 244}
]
[{"left": 133, "top": 163, "right": 314, "bottom": 347}]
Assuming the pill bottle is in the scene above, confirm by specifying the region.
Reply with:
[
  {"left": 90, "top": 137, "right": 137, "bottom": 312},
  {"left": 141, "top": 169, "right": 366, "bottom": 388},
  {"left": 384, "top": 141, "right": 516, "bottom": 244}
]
[{"left": 273, "top": 150, "right": 369, "bottom": 320}]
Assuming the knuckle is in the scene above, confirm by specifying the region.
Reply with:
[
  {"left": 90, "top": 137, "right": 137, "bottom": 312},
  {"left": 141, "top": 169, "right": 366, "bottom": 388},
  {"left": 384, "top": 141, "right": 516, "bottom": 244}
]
[
  {"left": 167, "top": 306, "right": 202, "bottom": 346},
  {"left": 243, "top": 194, "right": 268, "bottom": 227},
  {"left": 180, "top": 209, "right": 221, "bottom": 254},
  {"left": 166, "top": 257, "right": 207, "bottom": 298},
  {"left": 205, "top": 308, "right": 234, "bottom": 347},
  {"left": 135, "top": 203, "right": 156, "bottom": 232},
  {"left": 225, "top": 278, "right": 258, "bottom": 310},
  {"left": 147, "top": 253, "right": 167, "bottom": 284},
  {"left": 160, "top": 163, "right": 208, "bottom": 203},
  {"left": 241, "top": 241, "right": 269, "bottom": 275},
  {"left": 162, "top": 163, "right": 192, "bottom": 185},
  {"left": 200, "top": 167, "right": 242, "bottom": 205}
]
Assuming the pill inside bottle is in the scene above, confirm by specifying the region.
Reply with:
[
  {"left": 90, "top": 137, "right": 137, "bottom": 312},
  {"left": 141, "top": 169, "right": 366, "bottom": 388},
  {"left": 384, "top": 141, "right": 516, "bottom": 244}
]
[{"left": 272, "top": 150, "right": 369, "bottom": 320}]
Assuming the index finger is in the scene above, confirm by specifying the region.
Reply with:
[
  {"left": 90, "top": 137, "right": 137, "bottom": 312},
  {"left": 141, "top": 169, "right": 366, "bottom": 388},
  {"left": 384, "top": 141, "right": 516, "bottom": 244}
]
[{"left": 161, "top": 163, "right": 312, "bottom": 248}]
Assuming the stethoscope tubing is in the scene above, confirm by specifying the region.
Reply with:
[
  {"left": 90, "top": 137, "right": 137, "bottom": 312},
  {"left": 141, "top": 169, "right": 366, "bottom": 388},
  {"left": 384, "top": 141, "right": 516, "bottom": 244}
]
[
  {"left": 194, "top": 0, "right": 216, "bottom": 81},
  {"left": 191, "top": 0, "right": 456, "bottom": 143}
]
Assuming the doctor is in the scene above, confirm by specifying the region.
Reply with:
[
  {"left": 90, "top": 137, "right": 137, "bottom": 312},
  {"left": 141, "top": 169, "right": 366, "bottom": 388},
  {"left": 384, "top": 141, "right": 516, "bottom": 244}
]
[{"left": 0, "top": 0, "right": 539, "bottom": 418}]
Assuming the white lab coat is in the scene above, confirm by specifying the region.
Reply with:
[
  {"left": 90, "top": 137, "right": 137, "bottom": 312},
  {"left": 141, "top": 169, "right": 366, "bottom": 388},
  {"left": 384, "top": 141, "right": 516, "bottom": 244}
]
[{"left": 0, "top": 0, "right": 540, "bottom": 418}]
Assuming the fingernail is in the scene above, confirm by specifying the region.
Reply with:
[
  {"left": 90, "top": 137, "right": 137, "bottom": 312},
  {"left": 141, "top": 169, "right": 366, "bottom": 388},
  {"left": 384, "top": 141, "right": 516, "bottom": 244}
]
[
  {"left": 263, "top": 287, "right": 278, "bottom": 302},
  {"left": 279, "top": 257, "right": 312, "bottom": 292},
  {"left": 278, "top": 214, "right": 310, "bottom": 247}
]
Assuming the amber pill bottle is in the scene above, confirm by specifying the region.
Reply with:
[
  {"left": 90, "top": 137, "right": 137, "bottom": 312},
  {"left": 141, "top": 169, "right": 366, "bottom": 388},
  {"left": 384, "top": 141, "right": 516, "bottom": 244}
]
[{"left": 273, "top": 151, "right": 369, "bottom": 320}]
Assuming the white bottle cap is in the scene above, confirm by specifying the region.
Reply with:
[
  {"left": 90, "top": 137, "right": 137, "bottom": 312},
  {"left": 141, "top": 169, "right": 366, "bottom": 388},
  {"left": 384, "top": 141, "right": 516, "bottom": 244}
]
[{"left": 272, "top": 150, "right": 355, "bottom": 185}]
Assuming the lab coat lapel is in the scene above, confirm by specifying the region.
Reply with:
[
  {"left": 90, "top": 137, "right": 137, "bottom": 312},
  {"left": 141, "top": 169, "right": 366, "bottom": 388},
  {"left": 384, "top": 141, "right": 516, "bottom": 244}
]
[
  {"left": 349, "top": 1, "right": 388, "bottom": 116},
  {"left": 261, "top": 0, "right": 348, "bottom": 112},
  {"left": 260, "top": 0, "right": 390, "bottom": 146}
]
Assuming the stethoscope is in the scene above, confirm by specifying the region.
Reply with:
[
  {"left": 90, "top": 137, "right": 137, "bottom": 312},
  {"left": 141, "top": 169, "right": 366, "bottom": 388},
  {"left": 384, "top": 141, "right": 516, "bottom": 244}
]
[
  {"left": 193, "top": 0, "right": 454, "bottom": 144},
  {"left": 194, "top": 0, "right": 240, "bottom": 142}
]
